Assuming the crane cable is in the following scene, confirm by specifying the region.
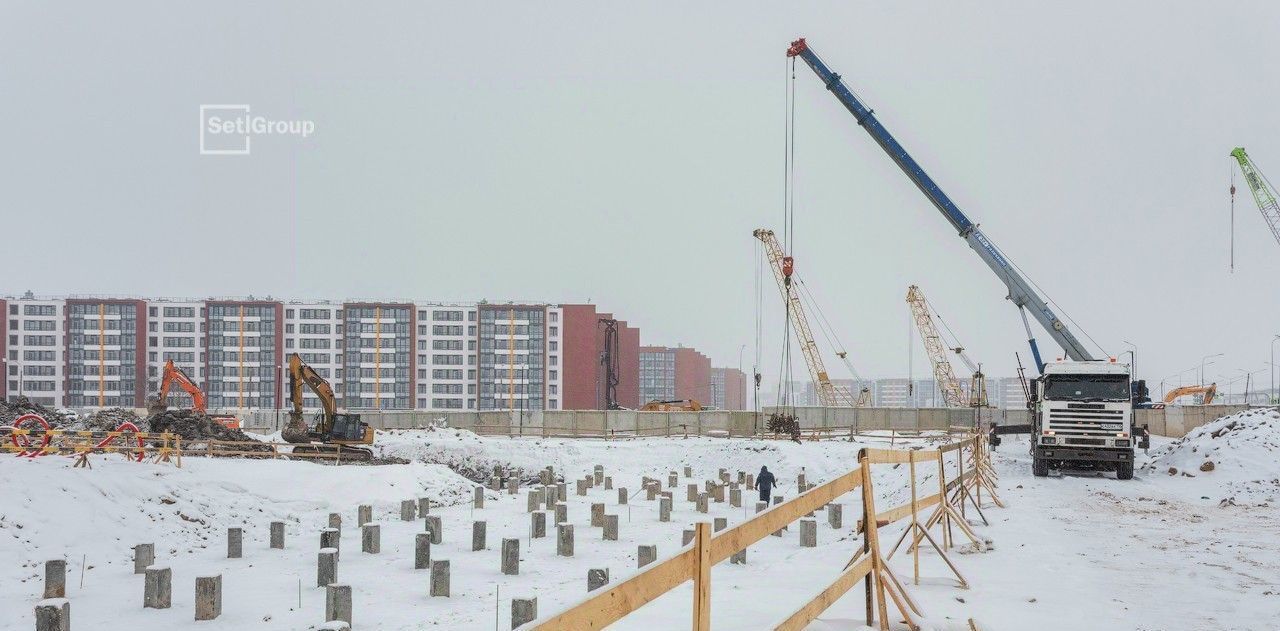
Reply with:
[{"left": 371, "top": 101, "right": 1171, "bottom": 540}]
[{"left": 775, "top": 56, "right": 798, "bottom": 411}]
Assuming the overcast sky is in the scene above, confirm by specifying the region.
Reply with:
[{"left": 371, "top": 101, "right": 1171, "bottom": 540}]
[{"left": 4, "top": 2, "right": 1279, "bottom": 396}]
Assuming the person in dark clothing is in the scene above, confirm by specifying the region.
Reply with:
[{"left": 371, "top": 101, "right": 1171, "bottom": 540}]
[{"left": 757, "top": 466, "right": 777, "bottom": 503}]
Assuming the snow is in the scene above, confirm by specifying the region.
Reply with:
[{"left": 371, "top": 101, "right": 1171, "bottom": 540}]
[
  {"left": 1139, "top": 408, "right": 1280, "bottom": 506},
  {"left": 2, "top": 427, "right": 1278, "bottom": 630}
]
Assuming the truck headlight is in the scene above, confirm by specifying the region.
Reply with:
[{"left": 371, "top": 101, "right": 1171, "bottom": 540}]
[
  {"left": 1042, "top": 436, "right": 1057, "bottom": 445},
  {"left": 1115, "top": 439, "right": 1130, "bottom": 447}
]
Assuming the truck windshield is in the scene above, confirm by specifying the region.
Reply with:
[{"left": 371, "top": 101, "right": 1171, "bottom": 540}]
[{"left": 1043, "top": 375, "right": 1129, "bottom": 401}]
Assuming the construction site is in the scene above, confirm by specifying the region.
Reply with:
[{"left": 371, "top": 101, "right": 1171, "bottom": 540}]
[{"left": 4, "top": 4, "right": 1280, "bottom": 631}]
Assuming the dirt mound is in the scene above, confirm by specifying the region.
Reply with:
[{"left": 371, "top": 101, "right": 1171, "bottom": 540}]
[
  {"left": 0, "top": 396, "right": 72, "bottom": 427},
  {"left": 145, "top": 409, "right": 272, "bottom": 452},
  {"left": 76, "top": 408, "right": 142, "bottom": 432},
  {"left": 1141, "top": 408, "right": 1280, "bottom": 505}
]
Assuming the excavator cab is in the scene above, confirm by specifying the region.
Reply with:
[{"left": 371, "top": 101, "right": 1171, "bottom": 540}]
[{"left": 328, "top": 413, "right": 371, "bottom": 443}]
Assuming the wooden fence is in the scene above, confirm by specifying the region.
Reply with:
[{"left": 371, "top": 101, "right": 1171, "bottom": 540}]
[{"left": 524, "top": 434, "right": 1001, "bottom": 631}]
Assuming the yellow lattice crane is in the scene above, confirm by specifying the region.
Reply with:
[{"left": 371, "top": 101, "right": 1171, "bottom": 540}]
[
  {"left": 754, "top": 228, "right": 859, "bottom": 407},
  {"left": 906, "top": 285, "right": 976, "bottom": 408}
]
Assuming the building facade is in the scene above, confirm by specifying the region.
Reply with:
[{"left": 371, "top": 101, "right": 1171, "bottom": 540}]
[
  {"left": 560, "top": 304, "right": 639, "bottom": 410},
  {"left": 2, "top": 294, "right": 719, "bottom": 413},
  {"left": 710, "top": 367, "right": 748, "bottom": 410}
]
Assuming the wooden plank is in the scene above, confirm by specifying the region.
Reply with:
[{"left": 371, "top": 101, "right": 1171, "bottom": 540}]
[
  {"left": 862, "top": 448, "right": 925, "bottom": 464},
  {"left": 529, "top": 548, "right": 698, "bottom": 629},
  {"left": 874, "top": 491, "right": 942, "bottom": 526},
  {"left": 773, "top": 554, "right": 874, "bottom": 631},
  {"left": 708, "top": 467, "right": 862, "bottom": 564},
  {"left": 693, "top": 522, "right": 711, "bottom": 631}
]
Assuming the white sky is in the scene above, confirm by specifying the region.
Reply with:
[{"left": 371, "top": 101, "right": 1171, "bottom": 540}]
[{"left": 3, "top": 1, "right": 1279, "bottom": 395}]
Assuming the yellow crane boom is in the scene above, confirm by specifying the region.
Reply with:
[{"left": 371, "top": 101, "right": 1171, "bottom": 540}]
[
  {"left": 754, "top": 228, "right": 856, "bottom": 407},
  {"left": 906, "top": 285, "right": 968, "bottom": 408}
]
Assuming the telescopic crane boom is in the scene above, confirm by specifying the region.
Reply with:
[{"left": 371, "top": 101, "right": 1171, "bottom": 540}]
[{"left": 787, "top": 38, "right": 1097, "bottom": 372}]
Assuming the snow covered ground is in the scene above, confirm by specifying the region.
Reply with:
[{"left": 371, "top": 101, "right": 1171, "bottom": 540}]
[{"left": 2, "top": 415, "right": 1278, "bottom": 630}]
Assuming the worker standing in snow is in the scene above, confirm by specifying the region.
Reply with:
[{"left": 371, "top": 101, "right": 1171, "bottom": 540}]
[{"left": 757, "top": 466, "right": 777, "bottom": 503}]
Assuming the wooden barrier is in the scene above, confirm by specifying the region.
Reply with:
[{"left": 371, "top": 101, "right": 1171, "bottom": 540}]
[
  {"left": 1, "top": 427, "right": 180, "bottom": 467},
  {"left": 526, "top": 434, "right": 1000, "bottom": 631}
]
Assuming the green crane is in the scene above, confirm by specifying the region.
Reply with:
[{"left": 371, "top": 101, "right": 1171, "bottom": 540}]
[{"left": 1230, "top": 147, "right": 1280, "bottom": 249}]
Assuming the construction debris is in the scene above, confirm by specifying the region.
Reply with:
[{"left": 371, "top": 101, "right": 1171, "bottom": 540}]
[
  {"left": 146, "top": 409, "right": 270, "bottom": 448},
  {"left": 0, "top": 396, "right": 72, "bottom": 427}
]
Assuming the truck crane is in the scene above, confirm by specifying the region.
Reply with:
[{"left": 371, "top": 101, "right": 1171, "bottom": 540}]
[
  {"left": 788, "top": 38, "right": 1144, "bottom": 478},
  {"left": 1229, "top": 147, "right": 1280, "bottom": 249},
  {"left": 753, "top": 228, "right": 861, "bottom": 407}
]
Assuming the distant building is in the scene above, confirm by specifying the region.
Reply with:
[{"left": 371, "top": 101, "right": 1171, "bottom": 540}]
[
  {"left": 640, "top": 345, "right": 712, "bottom": 406},
  {"left": 710, "top": 367, "right": 748, "bottom": 410},
  {"left": 560, "top": 305, "right": 640, "bottom": 410},
  {"left": 205, "top": 300, "right": 283, "bottom": 410},
  {"left": 1, "top": 293, "right": 717, "bottom": 414}
]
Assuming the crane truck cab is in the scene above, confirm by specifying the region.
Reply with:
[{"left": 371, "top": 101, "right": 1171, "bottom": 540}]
[{"left": 1032, "top": 360, "right": 1138, "bottom": 479}]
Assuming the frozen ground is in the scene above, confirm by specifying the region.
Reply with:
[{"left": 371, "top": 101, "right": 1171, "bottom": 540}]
[{"left": 2, "top": 415, "right": 1278, "bottom": 630}]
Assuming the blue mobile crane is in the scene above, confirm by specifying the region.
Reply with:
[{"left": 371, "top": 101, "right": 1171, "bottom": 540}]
[{"left": 787, "top": 38, "right": 1146, "bottom": 477}]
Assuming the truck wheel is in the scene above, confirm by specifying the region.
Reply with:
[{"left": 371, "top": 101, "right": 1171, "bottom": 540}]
[
  {"left": 1032, "top": 454, "right": 1048, "bottom": 477},
  {"left": 1116, "top": 461, "right": 1133, "bottom": 480}
]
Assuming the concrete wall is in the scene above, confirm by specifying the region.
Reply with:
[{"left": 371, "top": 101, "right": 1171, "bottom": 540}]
[{"left": 226, "top": 404, "right": 1255, "bottom": 439}]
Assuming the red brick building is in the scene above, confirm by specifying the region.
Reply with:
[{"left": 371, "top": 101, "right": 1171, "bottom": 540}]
[
  {"left": 560, "top": 304, "right": 639, "bottom": 410},
  {"left": 640, "top": 345, "right": 712, "bottom": 406},
  {"left": 712, "top": 367, "right": 748, "bottom": 410}
]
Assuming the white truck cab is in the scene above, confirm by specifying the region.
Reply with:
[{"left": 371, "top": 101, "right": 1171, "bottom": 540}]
[{"left": 1032, "top": 360, "right": 1136, "bottom": 479}]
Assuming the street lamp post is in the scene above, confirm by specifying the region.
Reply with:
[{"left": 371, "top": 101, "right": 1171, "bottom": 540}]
[
  {"left": 1271, "top": 335, "right": 1280, "bottom": 404},
  {"left": 1122, "top": 340, "right": 1137, "bottom": 380},
  {"left": 1200, "top": 353, "right": 1223, "bottom": 386}
]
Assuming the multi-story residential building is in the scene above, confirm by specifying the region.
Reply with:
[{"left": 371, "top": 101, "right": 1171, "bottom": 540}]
[
  {"left": 639, "top": 345, "right": 711, "bottom": 406},
  {"left": 145, "top": 300, "right": 206, "bottom": 407},
  {"left": 560, "top": 304, "right": 639, "bottom": 410},
  {"left": 994, "top": 376, "right": 1029, "bottom": 409},
  {"left": 65, "top": 298, "right": 146, "bottom": 408},
  {"left": 283, "top": 302, "right": 344, "bottom": 409},
  {"left": 343, "top": 302, "right": 413, "bottom": 410},
  {"left": 710, "top": 367, "right": 748, "bottom": 410},
  {"left": 205, "top": 300, "right": 283, "bottom": 410},
  {"left": 477, "top": 304, "right": 564, "bottom": 411},
  {"left": 2, "top": 294, "right": 685, "bottom": 413},
  {"left": 5, "top": 296, "right": 66, "bottom": 406},
  {"left": 416, "top": 304, "right": 475, "bottom": 410}
]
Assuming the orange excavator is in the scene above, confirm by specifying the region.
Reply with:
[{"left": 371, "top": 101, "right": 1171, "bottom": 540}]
[
  {"left": 1163, "top": 383, "right": 1217, "bottom": 406},
  {"left": 150, "top": 360, "right": 240, "bottom": 429}
]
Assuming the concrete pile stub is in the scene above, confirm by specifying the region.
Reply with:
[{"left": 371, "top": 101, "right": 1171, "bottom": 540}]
[
  {"left": 325, "top": 584, "right": 352, "bottom": 626},
  {"left": 34, "top": 599, "right": 70, "bottom": 631},
  {"left": 430, "top": 560, "right": 450, "bottom": 597},
  {"left": 144, "top": 565, "right": 172, "bottom": 609},
  {"left": 195, "top": 575, "right": 222, "bottom": 620},
  {"left": 317, "top": 549, "right": 338, "bottom": 586},
  {"left": 43, "top": 560, "right": 66, "bottom": 599}
]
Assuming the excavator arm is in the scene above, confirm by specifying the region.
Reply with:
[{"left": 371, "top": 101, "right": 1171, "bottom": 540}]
[
  {"left": 287, "top": 353, "right": 337, "bottom": 434},
  {"left": 153, "top": 359, "right": 207, "bottom": 414},
  {"left": 1163, "top": 383, "right": 1217, "bottom": 405}
]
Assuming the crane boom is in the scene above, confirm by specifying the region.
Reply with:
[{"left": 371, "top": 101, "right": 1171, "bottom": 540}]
[
  {"left": 786, "top": 38, "right": 1097, "bottom": 369},
  {"left": 1230, "top": 147, "right": 1280, "bottom": 248},
  {"left": 753, "top": 228, "right": 855, "bottom": 407},
  {"left": 906, "top": 285, "right": 967, "bottom": 408}
]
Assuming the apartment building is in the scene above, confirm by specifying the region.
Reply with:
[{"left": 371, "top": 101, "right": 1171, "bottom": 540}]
[
  {"left": 145, "top": 300, "right": 206, "bottom": 407},
  {"left": 64, "top": 298, "right": 146, "bottom": 408},
  {"left": 994, "top": 376, "right": 1029, "bottom": 409},
  {"left": 560, "top": 304, "right": 639, "bottom": 410},
  {"left": 343, "top": 303, "right": 414, "bottom": 410},
  {"left": 709, "top": 367, "right": 748, "bottom": 410},
  {"left": 2, "top": 294, "right": 680, "bottom": 413},
  {"left": 283, "top": 302, "right": 344, "bottom": 409},
  {"left": 416, "top": 304, "right": 475, "bottom": 410},
  {"left": 639, "top": 345, "right": 711, "bottom": 406},
  {"left": 477, "top": 304, "right": 564, "bottom": 411},
  {"left": 5, "top": 296, "right": 65, "bottom": 406},
  {"left": 205, "top": 300, "right": 283, "bottom": 410}
]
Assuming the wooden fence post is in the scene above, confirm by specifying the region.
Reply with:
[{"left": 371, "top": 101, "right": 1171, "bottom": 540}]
[{"left": 692, "top": 522, "right": 711, "bottom": 631}]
